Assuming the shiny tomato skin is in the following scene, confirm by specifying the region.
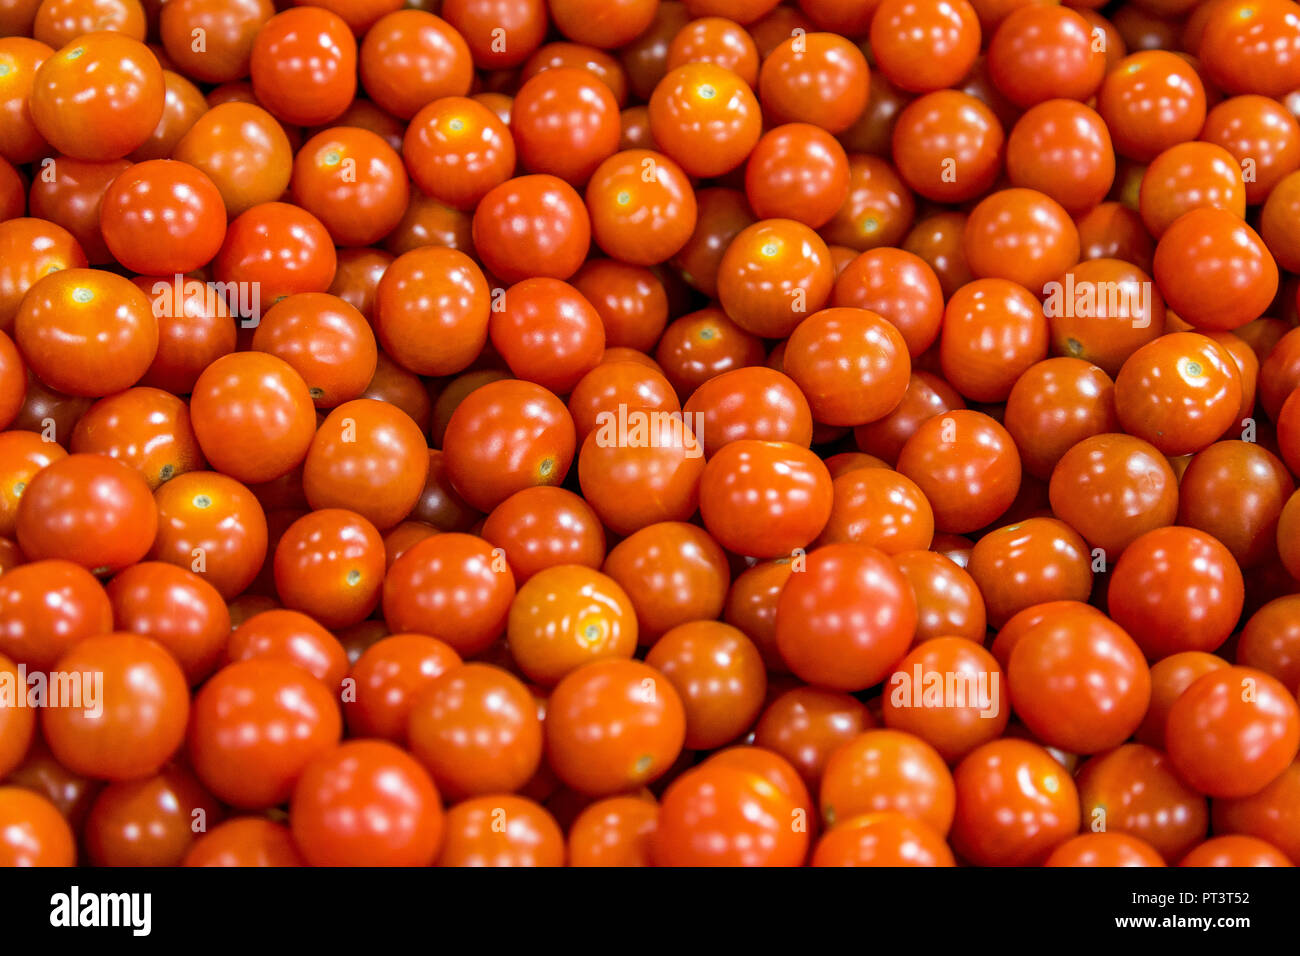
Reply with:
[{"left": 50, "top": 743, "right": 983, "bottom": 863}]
[
  {"left": 812, "top": 812, "right": 955, "bottom": 866},
  {"left": 1076, "top": 743, "right": 1209, "bottom": 863},
  {"left": 30, "top": 32, "right": 164, "bottom": 161},
  {"left": 16, "top": 452, "right": 157, "bottom": 574},
  {"left": 106, "top": 561, "right": 230, "bottom": 685},
  {"left": 99, "top": 159, "right": 227, "bottom": 275},
  {"left": 151, "top": 470, "right": 268, "bottom": 600},
  {"left": 0, "top": 652, "right": 36, "bottom": 778},
  {"left": 0, "top": 788, "right": 76, "bottom": 866},
  {"left": 14, "top": 267, "right": 157, "bottom": 398},
  {"left": 189, "top": 352, "right": 317, "bottom": 486},
  {"left": 654, "top": 763, "right": 807, "bottom": 867},
  {"left": 776, "top": 543, "right": 917, "bottom": 691},
  {"left": 896, "top": 409, "right": 1022, "bottom": 535},
  {"left": 950, "top": 738, "right": 1080, "bottom": 866},
  {"left": 184, "top": 818, "right": 306, "bottom": 867},
  {"left": 442, "top": 378, "right": 576, "bottom": 513},
  {"left": 188, "top": 659, "right": 343, "bottom": 809},
  {"left": 1179, "top": 835, "right": 1294, "bottom": 867},
  {"left": 0, "top": 559, "right": 112, "bottom": 670},
  {"left": 699, "top": 440, "right": 833, "bottom": 558},
  {"left": 1108, "top": 526, "right": 1244, "bottom": 660},
  {"left": 343, "top": 633, "right": 461, "bottom": 743},
  {"left": 302, "top": 399, "right": 429, "bottom": 531},
  {"left": 472, "top": 174, "right": 592, "bottom": 283},
  {"left": 382, "top": 532, "right": 516, "bottom": 657},
  {"left": 544, "top": 658, "right": 686, "bottom": 797},
  {"left": 213, "top": 202, "right": 338, "bottom": 305},
  {"left": 290, "top": 739, "right": 444, "bottom": 867},
  {"left": 407, "top": 662, "right": 543, "bottom": 799},
  {"left": 250, "top": 7, "right": 356, "bottom": 126},
  {"left": 1165, "top": 666, "right": 1300, "bottom": 798},
  {"left": 41, "top": 632, "right": 189, "bottom": 782}
]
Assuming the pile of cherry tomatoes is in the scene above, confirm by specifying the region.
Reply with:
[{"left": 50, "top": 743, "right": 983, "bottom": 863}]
[{"left": 2, "top": 0, "right": 1300, "bottom": 869}]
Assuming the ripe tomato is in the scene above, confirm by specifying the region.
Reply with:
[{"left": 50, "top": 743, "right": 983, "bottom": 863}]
[
  {"left": 69, "top": 387, "right": 205, "bottom": 489},
  {"left": 649, "top": 62, "right": 762, "bottom": 177},
  {"left": 1113, "top": 332, "right": 1242, "bottom": 456},
  {"left": 892, "top": 91, "right": 1004, "bottom": 203},
  {"left": 218, "top": 203, "right": 336, "bottom": 307},
  {"left": 84, "top": 767, "right": 222, "bottom": 868},
  {"left": 184, "top": 819, "right": 306, "bottom": 867},
  {"left": 820, "top": 730, "right": 955, "bottom": 834},
  {"left": 1048, "top": 432, "right": 1178, "bottom": 557},
  {"left": 188, "top": 659, "right": 341, "bottom": 808},
  {"left": 16, "top": 453, "right": 156, "bottom": 574},
  {"left": 26, "top": 156, "right": 129, "bottom": 264},
  {"left": 950, "top": 738, "right": 1080, "bottom": 866},
  {"left": 568, "top": 795, "right": 659, "bottom": 867},
  {"left": 577, "top": 411, "right": 704, "bottom": 535},
  {"left": 586, "top": 148, "right": 698, "bottom": 265},
  {"left": 343, "top": 633, "right": 461, "bottom": 742},
  {"left": 382, "top": 532, "right": 516, "bottom": 656},
  {"left": 1108, "top": 526, "right": 1244, "bottom": 660},
  {"left": 0, "top": 37, "right": 54, "bottom": 166},
  {"left": 1153, "top": 208, "right": 1278, "bottom": 332},
  {"left": 1166, "top": 666, "right": 1300, "bottom": 798},
  {"left": 718, "top": 219, "right": 835, "bottom": 339},
  {"left": 226, "top": 608, "right": 348, "bottom": 692},
  {"left": 744, "top": 123, "right": 848, "bottom": 228},
  {"left": 1213, "top": 761, "right": 1300, "bottom": 865},
  {"left": 654, "top": 306, "right": 765, "bottom": 396},
  {"left": 645, "top": 620, "right": 767, "bottom": 749},
  {"left": 939, "top": 278, "right": 1049, "bottom": 402},
  {"left": 512, "top": 67, "right": 621, "bottom": 186},
  {"left": 158, "top": 0, "right": 274, "bottom": 84},
  {"left": 30, "top": 32, "right": 164, "bottom": 160},
  {"left": 403, "top": 95, "right": 516, "bottom": 211},
  {"left": 151, "top": 470, "right": 268, "bottom": 600},
  {"left": 250, "top": 7, "right": 356, "bottom": 126},
  {"left": 758, "top": 31, "right": 869, "bottom": 133},
  {"left": 1076, "top": 743, "right": 1208, "bottom": 863},
  {"left": 443, "top": 378, "right": 576, "bottom": 513},
  {"left": 291, "top": 126, "right": 409, "bottom": 246},
  {"left": 14, "top": 267, "right": 157, "bottom": 397},
  {"left": 545, "top": 658, "right": 686, "bottom": 796},
  {"left": 290, "top": 740, "right": 443, "bottom": 867},
  {"left": 507, "top": 564, "right": 637, "bottom": 685},
  {"left": 777, "top": 543, "right": 916, "bottom": 691},
  {"left": 896, "top": 410, "right": 1022, "bottom": 534},
  {"left": 1007, "top": 100, "right": 1114, "bottom": 214},
  {"left": 358, "top": 10, "right": 472, "bottom": 119},
  {"left": 0, "top": 788, "right": 76, "bottom": 866},
  {"left": 1179, "top": 835, "right": 1294, "bottom": 867},
  {"left": 100, "top": 159, "right": 227, "bottom": 275},
  {"left": 106, "top": 561, "right": 230, "bottom": 684},
  {"left": 812, "top": 812, "right": 955, "bottom": 866},
  {"left": 489, "top": 278, "right": 605, "bottom": 393},
  {"left": 302, "top": 399, "right": 429, "bottom": 531},
  {"left": 817, "top": 467, "right": 934, "bottom": 554},
  {"left": 654, "top": 763, "right": 807, "bottom": 866},
  {"left": 42, "top": 632, "right": 189, "bottom": 781},
  {"left": 784, "top": 307, "right": 911, "bottom": 425},
  {"left": 0, "top": 652, "right": 36, "bottom": 778},
  {"left": 407, "top": 662, "right": 543, "bottom": 799},
  {"left": 472, "top": 174, "right": 592, "bottom": 283},
  {"left": 189, "top": 352, "right": 316, "bottom": 485},
  {"left": 969, "top": 517, "right": 1092, "bottom": 628},
  {"left": 1007, "top": 606, "right": 1150, "bottom": 753},
  {"left": 437, "top": 794, "right": 564, "bottom": 866},
  {"left": 699, "top": 440, "right": 833, "bottom": 557}
]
